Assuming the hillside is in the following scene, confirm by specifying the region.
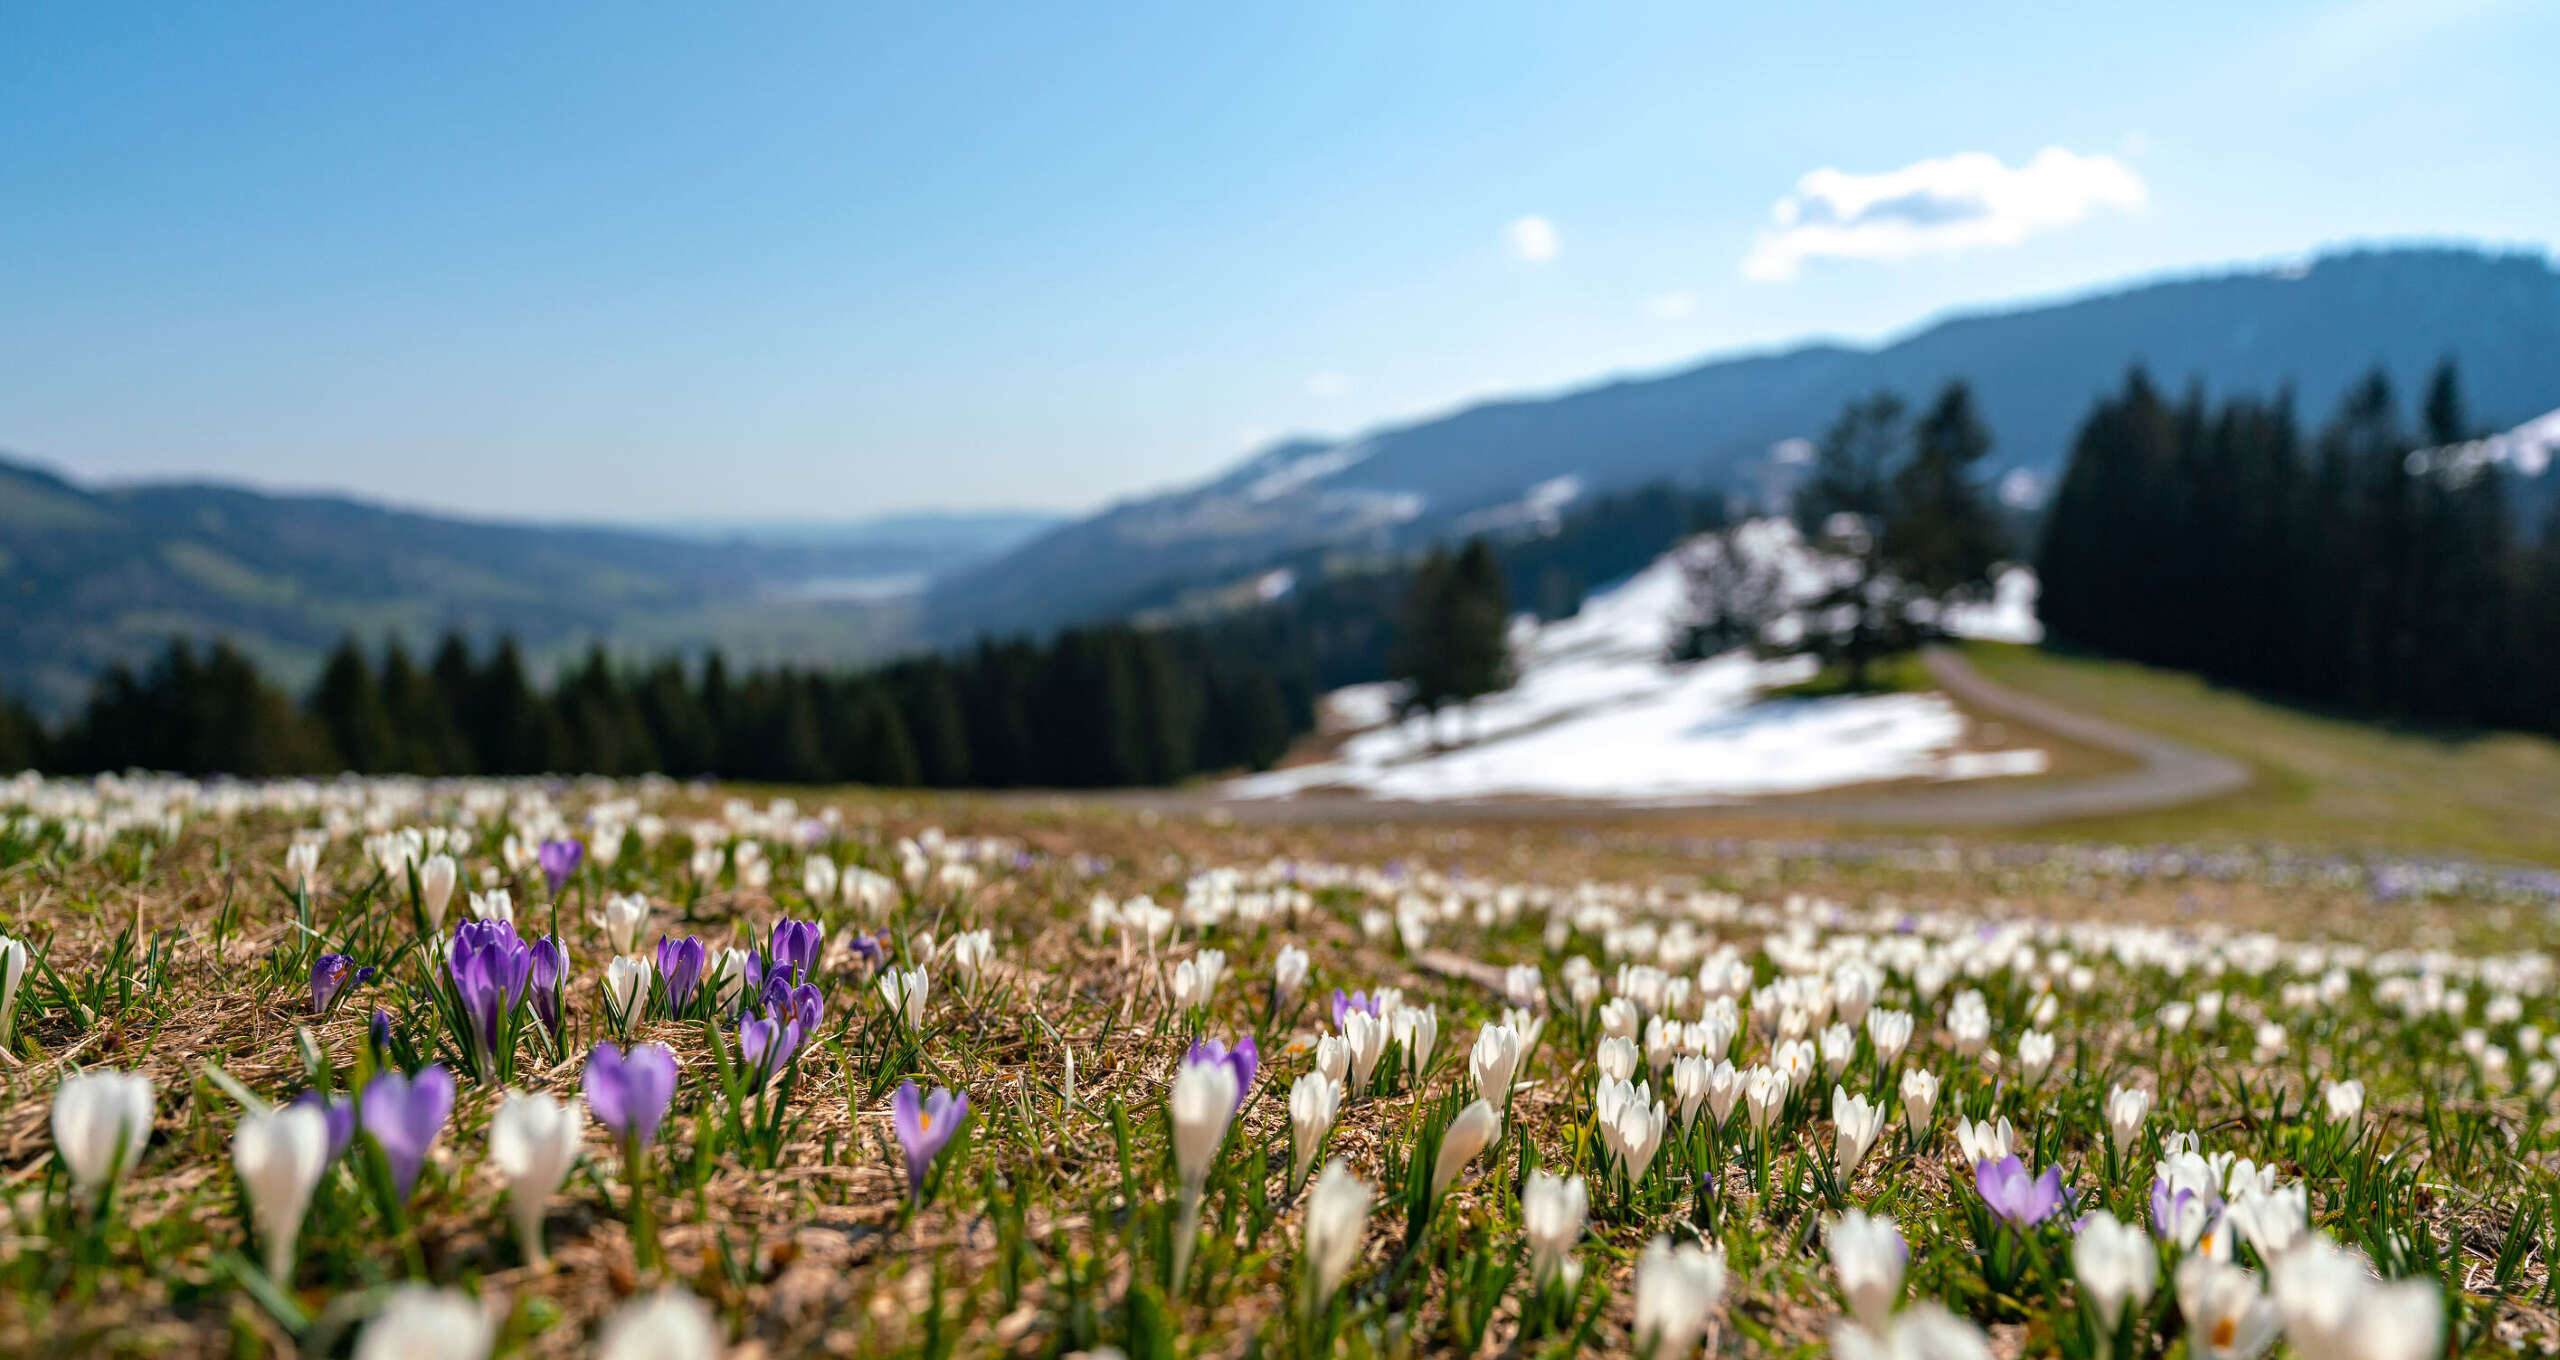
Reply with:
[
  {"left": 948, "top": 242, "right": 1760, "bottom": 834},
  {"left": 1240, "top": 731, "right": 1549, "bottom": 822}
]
[
  {"left": 931, "top": 246, "right": 2560, "bottom": 640},
  {"left": 0, "top": 460, "right": 1051, "bottom": 712}
]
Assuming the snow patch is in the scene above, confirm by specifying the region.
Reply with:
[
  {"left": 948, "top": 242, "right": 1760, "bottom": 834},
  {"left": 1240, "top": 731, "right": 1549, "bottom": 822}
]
[{"left": 1230, "top": 531, "right": 2049, "bottom": 805}]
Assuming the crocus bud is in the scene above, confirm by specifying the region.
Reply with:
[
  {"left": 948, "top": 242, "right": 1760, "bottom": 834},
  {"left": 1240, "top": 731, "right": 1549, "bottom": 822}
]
[
  {"left": 418, "top": 854, "right": 458, "bottom": 930},
  {"left": 1522, "top": 1170, "right": 1588, "bottom": 1288},
  {"left": 2106, "top": 1084, "right": 2151, "bottom": 1160},
  {"left": 52, "top": 1069, "right": 154, "bottom": 1198},
  {"left": 1828, "top": 1208, "right": 1906, "bottom": 1335},
  {"left": 0, "top": 932, "right": 26, "bottom": 1049},
  {"left": 1274, "top": 945, "right": 1310, "bottom": 996},
  {"left": 1900, "top": 1067, "right": 1940, "bottom": 1138},
  {"left": 1170, "top": 1054, "right": 1241, "bottom": 1192},
  {"left": 1288, "top": 1072, "right": 1340, "bottom": 1187},
  {"left": 1428, "top": 1099, "right": 1501, "bottom": 1201},
  {"left": 488, "top": 1090, "right": 583, "bottom": 1264},
  {"left": 1304, "top": 1158, "right": 1374, "bottom": 1309},
  {"left": 1469, "top": 1022, "right": 1522, "bottom": 1105},
  {"left": 233, "top": 1103, "right": 330, "bottom": 1281}
]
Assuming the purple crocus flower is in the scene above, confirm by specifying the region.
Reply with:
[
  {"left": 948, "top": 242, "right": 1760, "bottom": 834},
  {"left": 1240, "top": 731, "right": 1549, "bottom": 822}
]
[
  {"left": 529, "top": 935, "right": 569, "bottom": 1037},
  {"left": 291, "top": 1089, "right": 357, "bottom": 1162},
  {"left": 369, "top": 1006, "right": 394, "bottom": 1051},
  {"left": 769, "top": 919, "right": 824, "bottom": 985},
  {"left": 1184, "top": 1035, "right": 1259, "bottom": 1114},
  {"left": 584, "top": 1041, "right": 679, "bottom": 1148},
  {"left": 448, "top": 920, "right": 534, "bottom": 1058},
  {"left": 1975, "top": 1154, "right": 2066, "bottom": 1226},
  {"left": 890, "top": 1081, "right": 969, "bottom": 1203},
  {"left": 538, "top": 837, "right": 584, "bottom": 898},
  {"left": 656, "top": 935, "right": 706, "bottom": 1014},
  {"left": 310, "top": 953, "right": 359, "bottom": 1014},
  {"left": 738, "top": 1014, "right": 805, "bottom": 1084},
  {"left": 359, "top": 1064, "right": 454, "bottom": 1198},
  {"left": 846, "top": 931, "right": 889, "bottom": 980},
  {"left": 790, "top": 981, "right": 824, "bottom": 1034},
  {"left": 1330, "top": 990, "right": 1380, "bottom": 1029}
]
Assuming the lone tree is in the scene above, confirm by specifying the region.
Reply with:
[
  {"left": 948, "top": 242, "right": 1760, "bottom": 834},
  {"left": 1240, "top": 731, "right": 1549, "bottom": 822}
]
[
  {"left": 1792, "top": 391, "right": 1911, "bottom": 689},
  {"left": 1392, "top": 538, "right": 1514, "bottom": 740}
]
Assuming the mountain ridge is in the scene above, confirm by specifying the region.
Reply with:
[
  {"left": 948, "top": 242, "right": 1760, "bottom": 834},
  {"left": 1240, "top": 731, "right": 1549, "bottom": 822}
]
[{"left": 930, "top": 245, "right": 2560, "bottom": 641}]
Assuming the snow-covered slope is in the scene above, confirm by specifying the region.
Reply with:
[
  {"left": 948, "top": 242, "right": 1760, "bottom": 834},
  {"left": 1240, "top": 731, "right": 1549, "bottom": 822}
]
[{"left": 1227, "top": 529, "right": 2050, "bottom": 804}]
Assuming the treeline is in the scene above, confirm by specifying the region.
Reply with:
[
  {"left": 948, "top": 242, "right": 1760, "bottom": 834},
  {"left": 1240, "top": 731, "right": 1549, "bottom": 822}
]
[
  {"left": 2039, "top": 361, "right": 2560, "bottom": 731},
  {"left": 18, "top": 622, "right": 1314, "bottom": 786}
]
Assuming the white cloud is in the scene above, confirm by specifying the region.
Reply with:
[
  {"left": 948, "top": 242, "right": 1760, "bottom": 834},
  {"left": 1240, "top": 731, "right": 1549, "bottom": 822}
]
[
  {"left": 1305, "top": 371, "right": 1354, "bottom": 399},
  {"left": 1643, "top": 290, "right": 1697, "bottom": 319},
  {"left": 1506, "top": 215, "right": 1560, "bottom": 263},
  {"left": 1741, "top": 147, "right": 2146, "bottom": 282}
]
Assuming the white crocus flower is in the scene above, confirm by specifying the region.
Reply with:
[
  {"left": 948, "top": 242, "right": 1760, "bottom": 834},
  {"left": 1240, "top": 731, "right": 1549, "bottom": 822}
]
[
  {"left": 2017, "top": 1029, "right": 2055, "bottom": 1086},
  {"left": 1429, "top": 1099, "right": 1502, "bottom": 1201},
  {"left": 595, "top": 893, "right": 651, "bottom": 956},
  {"left": 0, "top": 932, "right": 27, "bottom": 1050},
  {"left": 233, "top": 1104, "right": 329, "bottom": 1281},
  {"left": 2176, "top": 1255, "right": 2281, "bottom": 1360},
  {"left": 1303, "top": 1159, "right": 1374, "bottom": 1311},
  {"left": 1521, "top": 1170, "right": 1588, "bottom": 1289},
  {"left": 53, "top": 1069, "right": 155, "bottom": 1198},
  {"left": 1274, "top": 945, "right": 1310, "bottom": 996},
  {"left": 1469, "top": 1022, "right": 1522, "bottom": 1104},
  {"left": 1288, "top": 1072, "right": 1341, "bottom": 1188},
  {"left": 1953, "top": 1115, "right": 2014, "bottom": 1166},
  {"left": 1342, "top": 1010, "right": 1387, "bottom": 1092},
  {"left": 1832, "top": 1085, "right": 1885, "bottom": 1176},
  {"left": 1314, "top": 1033, "right": 1350, "bottom": 1088},
  {"left": 355, "top": 1285, "right": 495, "bottom": 1360},
  {"left": 1865, "top": 1008, "right": 1913, "bottom": 1066},
  {"left": 1828, "top": 1208, "right": 1906, "bottom": 1335},
  {"left": 1632, "top": 1235, "right": 1726, "bottom": 1360},
  {"left": 880, "top": 966, "right": 930, "bottom": 1030},
  {"left": 488, "top": 1090, "right": 584, "bottom": 1265},
  {"left": 2073, "top": 1211, "right": 2157, "bottom": 1328},
  {"left": 2323, "top": 1078, "right": 2365, "bottom": 1124},
  {"left": 2106, "top": 1084, "right": 2151, "bottom": 1161},
  {"left": 598, "top": 1288, "right": 721, "bottom": 1360},
  {"left": 1900, "top": 1068, "right": 1940, "bottom": 1140}
]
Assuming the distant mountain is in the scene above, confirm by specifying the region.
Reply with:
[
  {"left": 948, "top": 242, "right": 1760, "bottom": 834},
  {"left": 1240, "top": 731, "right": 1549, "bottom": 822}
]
[
  {"left": 0, "top": 467, "right": 1043, "bottom": 711},
  {"left": 930, "top": 246, "right": 2560, "bottom": 641}
]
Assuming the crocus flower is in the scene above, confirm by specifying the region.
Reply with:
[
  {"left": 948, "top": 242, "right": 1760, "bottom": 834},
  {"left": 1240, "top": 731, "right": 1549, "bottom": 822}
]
[
  {"left": 1288, "top": 1072, "right": 1341, "bottom": 1188},
  {"left": 0, "top": 932, "right": 27, "bottom": 1049},
  {"left": 890, "top": 1081, "right": 969, "bottom": 1203},
  {"left": 598, "top": 1289, "right": 721, "bottom": 1360},
  {"left": 529, "top": 936, "right": 569, "bottom": 1037},
  {"left": 360, "top": 1064, "right": 454, "bottom": 1199},
  {"left": 2175, "top": 1255, "right": 2280, "bottom": 1360},
  {"left": 311, "top": 953, "right": 362, "bottom": 1014},
  {"left": 488, "top": 1089, "right": 583, "bottom": 1264},
  {"left": 1632, "top": 1235, "right": 1727, "bottom": 1360},
  {"left": 234, "top": 1103, "right": 329, "bottom": 1280},
  {"left": 2107, "top": 1085, "right": 2152, "bottom": 1160},
  {"left": 1430, "top": 1098, "right": 1502, "bottom": 1201},
  {"left": 1330, "top": 989, "right": 1381, "bottom": 1028},
  {"left": 369, "top": 1007, "right": 394, "bottom": 1053},
  {"left": 1303, "top": 1159, "right": 1374, "bottom": 1310},
  {"left": 1522, "top": 1170, "right": 1589, "bottom": 1289},
  {"left": 738, "top": 1013, "right": 806, "bottom": 1089},
  {"left": 354, "top": 1285, "right": 494, "bottom": 1360},
  {"left": 417, "top": 853, "right": 458, "bottom": 930},
  {"left": 52, "top": 1069, "right": 155, "bottom": 1197},
  {"left": 2152, "top": 1175, "right": 2223, "bottom": 1254},
  {"left": 604, "top": 957, "right": 647, "bottom": 1031},
  {"left": 584, "top": 1041, "right": 679, "bottom": 1149},
  {"left": 595, "top": 893, "right": 651, "bottom": 956},
  {"left": 1470, "top": 1022, "right": 1523, "bottom": 1104},
  {"left": 448, "top": 921, "right": 534, "bottom": 1072},
  {"left": 768, "top": 918, "right": 824, "bottom": 985},
  {"left": 656, "top": 935, "right": 707, "bottom": 1014},
  {"left": 2074, "top": 1210, "right": 2157, "bottom": 1329},
  {"left": 1833, "top": 1084, "right": 1886, "bottom": 1175},
  {"left": 1975, "top": 1154, "right": 2066, "bottom": 1227},
  {"left": 538, "top": 837, "right": 583, "bottom": 897},
  {"left": 1184, "top": 1035, "right": 1258, "bottom": 1114},
  {"left": 879, "top": 965, "right": 929, "bottom": 1030},
  {"left": 1829, "top": 1208, "right": 1907, "bottom": 1335},
  {"left": 290, "top": 1088, "right": 357, "bottom": 1162}
]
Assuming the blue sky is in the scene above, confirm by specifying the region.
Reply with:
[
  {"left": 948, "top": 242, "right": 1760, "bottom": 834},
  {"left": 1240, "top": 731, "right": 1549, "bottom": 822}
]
[{"left": 2, "top": 1, "right": 2553, "bottom": 520}]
